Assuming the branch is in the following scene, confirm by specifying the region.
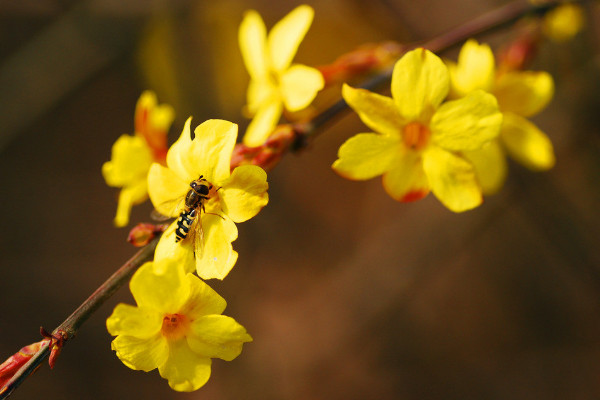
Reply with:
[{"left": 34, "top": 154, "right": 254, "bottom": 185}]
[{"left": 0, "top": 236, "right": 160, "bottom": 399}]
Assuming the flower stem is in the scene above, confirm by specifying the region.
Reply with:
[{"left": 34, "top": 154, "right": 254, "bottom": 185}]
[{"left": 0, "top": 237, "right": 160, "bottom": 399}]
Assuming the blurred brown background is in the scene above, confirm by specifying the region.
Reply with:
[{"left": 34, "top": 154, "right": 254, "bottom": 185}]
[{"left": 1, "top": 0, "right": 600, "bottom": 399}]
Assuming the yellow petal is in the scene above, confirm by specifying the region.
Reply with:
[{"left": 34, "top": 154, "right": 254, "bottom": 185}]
[
  {"left": 195, "top": 214, "right": 238, "bottom": 280},
  {"left": 179, "top": 273, "right": 227, "bottom": 319},
  {"left": 114, "top": 179, "right": 148, "bottom": 227},
  {"left": 391, "top": 48, "right": 449, "bottom": 122},
  {"left": 280, "top": 64, "right": 324, "bottom": 111},
  {"left": 166, "top": 118, "right": 195, "bottom": 182},
  {"left": 464, "top": 139, "right": 507, "bottom": 195},
  {"left": 431, "top": 90, "right": 502, "bottom": 151},
  {"left": 242, "top": 99, "right": 283, "bottom": 147},
  {"left": 167, "top": 119, "right": 238, "bottom": 184},
  {"left": 153, "top": 222, "right": 196, "bottom": 274},
  {"left": 135, "top": 90, "right": 175, "bottom": 139},
  {"left": 111, "top": 333, "right": 168, "bottom": 372},
  {"left": 246, "top": 79, "right": 278, "bottom": 115},
  {"left": 190, "top": 120, "right": 238, "bottom": 183},
  {"left": 494, "top": 71, "right": 554, "bottom": 117},
  {"left": 106, "top": 303, "right": 162, "bottom": 339},
  {"left": 147, "top": 163, "right": 189, "bottom": 217},
  {"left": 267, "top": 5, "right": 314, "bottom": 72},
  {"left": 342, "top": 84, "right": 406, "bottom": 137},
  {"left": 422, "top": 147, "right": 483, "bottom": 212},
  {"left": 158, "top": 339, "right": 212, "bottom": 392},
  {"left": 102, "top": 134, "right": 153, "bottom": 187},
  {"left": 449, "top": 39, "right": 495, "bottom": 96},
  {"left": 188, "top": 315, "right": 252, "bottom": 362},
  {"left": 239, "top": 10, "right": 269, "bottom": 80},
  {"left": 332, "top": 133, "right": 400, "bottom": 180},
  {"left": 382, "top": 151, "right": 430, "bottom": 202},
  {"left": 543, "top": 3, "right": 585, "bottom": 43},
  {"left": 130, "top": 261, "right": 190, "bottom": 313},
  {"left": 220, "top": 165, "right": 269, "bottom": 223},
  {"left": 501, "top": 113, "right": 555, "bottom": 171}
]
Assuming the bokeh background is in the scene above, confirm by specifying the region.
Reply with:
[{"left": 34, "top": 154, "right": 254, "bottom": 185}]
[{"left": 1, "top": 0, "right": 600, "bottom": 399}]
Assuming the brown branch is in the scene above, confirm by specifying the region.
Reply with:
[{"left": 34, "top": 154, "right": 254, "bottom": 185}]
[{"left": 0, "top": 236, "right": 160, "bottom": 399}]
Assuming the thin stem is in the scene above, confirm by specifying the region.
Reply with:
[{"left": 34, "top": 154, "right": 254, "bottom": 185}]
[
  {"left": 299, "top": 0, "right": 565, "bottom": 139},
  {"left": 0, "top": 237, "right": 160, "bottom": 399}
]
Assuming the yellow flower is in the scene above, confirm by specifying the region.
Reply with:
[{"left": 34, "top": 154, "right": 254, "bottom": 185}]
[
  {"left": 239, "top": 5, "right": 324, "bottom": 147},
  {"left": 148, "top": 118, "right": 268, "bottom": 280},
  {"left": 106, "top": 260, "right": 252, "bottom": 392},
  {"left": 102, "top": 91, "right": 175, "bottom": 227},
  {"left": 543, "top": 3, "right": 585, "bottom": 43},
  {"left": 448, "top": 39, "right": 555, "bottom": 194},
  {"left": 333, "top": 48, "right": 502, "bottom": 212}
]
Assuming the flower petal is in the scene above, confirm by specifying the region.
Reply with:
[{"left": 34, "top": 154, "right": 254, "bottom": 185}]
[
  {"left": 431, "top": 90, "right": 502, "bottom": 151},
  {"left": 280, "top": 64, "right": 324, "bottom": 111},
  {"left": 153, "top": 222, "right": 196, "bottom": 274},
  {"left": 188, "top": 315, "right": 253, "bottom": 362},
  {"left": 130, "top": 261, "right": 190, "bottom": 313},
  {"left": 267, "top": 5, "right": 314, "bottom": 72},
  {"left": 134, "top": 91, "right": 174, "bottom": 155},
  {"left": 239, "top": 10, "right": 269, "bottom": 80},
  {"left": 501, "top": 113, "right": 555, "bottom": 171},
  {"left": 158, "top": 339, "right": 212, "bottom": 392},
  {"left": 342, "top": 84, "right": 406, "bottom": 137},
  {"left": 391, "top": 48, "right": 449, "bottom": 122},
  {"left": 543, "top": 3, "right": 585, "bottom": 43},
  {"left": 464, "top": 139, "right": 507, "bottom": 195},
  {"left": 381, "top": 151, "right": 430, "bottom": 202},
  {"left": 147, "top": 163, "right": 189, "bottom": 217},
  {"left": 494, "top": 71, "right": 554, "bottom": 117},
  {"left": 166, "top": 118, "right": 196, "bottom": 182},
  {"left": 167, "top": 119, "right": 238, "bottom": 184},
  {"left": 102, "top": 134, "right": 153, "bottom": 187},
  {"left": 135, "top": 90, "right": 175, "bottom": 134},
  {"left": 111, "top": 333, "right": 168, "bottom": 372},
  {"left": 243, "top": 99, "right": 283, "bottom": 147},
  {"left": 106, "top": 303, "right": 162, "bottom": 339},
  {"left": 246, "top": 79, "right": 277, "bottom": 115},
  {"left": 195, "top": 214, "right": 239, "bottom": 280},
  {"left": 449, "top": 39, "right": 495, "bottom": 96},
  {"left": 422, "top": 147, "right": 483, "bottom": 212},
  {"left": 220, "top": 165, "right": 269, "bottom": 223},
  {"left": 180, "top": 273, "right": 227, "bottom": 319},
  {"left": 332, "top": 133, "right": 400, "bottom": 180},
  {"left": 114, "top": 179, "right": 148, "bottom": 227},
  {"left": 189, "top": 120, "right": 238, "bottom": 183}
]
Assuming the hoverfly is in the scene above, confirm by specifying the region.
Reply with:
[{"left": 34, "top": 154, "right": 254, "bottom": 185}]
[{"left": 153, "top": 175, "right": 219, "bottom": 257}]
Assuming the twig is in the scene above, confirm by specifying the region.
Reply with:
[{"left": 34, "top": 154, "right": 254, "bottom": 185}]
[{"left": 0, "top": 237, "right": 160, "bottom": 399}]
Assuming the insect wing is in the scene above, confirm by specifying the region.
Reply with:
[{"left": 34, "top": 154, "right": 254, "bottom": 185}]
[
  {"left": 151, "top": 197, "right": 184, "bottom": 221},
  {"left": 193, "top": 215, "right": 205, "bottom": 259}
]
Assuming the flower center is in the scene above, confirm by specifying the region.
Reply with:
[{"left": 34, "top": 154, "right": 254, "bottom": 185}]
[
  {"left": 161, "top": 313, "right": 190, "bottom": 340},
  {"left": 402, "top": 122, "right": 431, "bottom": 151}
]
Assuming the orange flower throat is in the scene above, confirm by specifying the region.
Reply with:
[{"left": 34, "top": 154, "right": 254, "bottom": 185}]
[
  {"left": 402, "top": 122, "right": 430, "bottom": 151},
  {"left": 161, "top": 313, "right": 190, "bottom": 340}
]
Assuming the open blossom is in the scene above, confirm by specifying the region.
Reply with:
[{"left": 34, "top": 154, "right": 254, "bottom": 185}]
[
  {"left": 333, "top": 48, "right": 502, "bottom": 212},
  {"left": 102, "top": 91, "right": 174, "bottom": 226},
  {"left": 239, "top": 5, "right": 324, "bottom": 147},
  {"left": 448, "top": 39, "right": 555, "bottom": 194},
  {"left": 148, "top": 118, "right": 268, "bottom": 280},
  {"left": 106, "top": 260, "right": 252, "bottom": 392}
]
